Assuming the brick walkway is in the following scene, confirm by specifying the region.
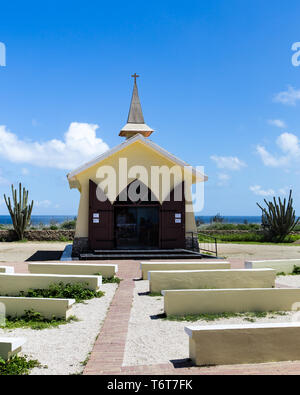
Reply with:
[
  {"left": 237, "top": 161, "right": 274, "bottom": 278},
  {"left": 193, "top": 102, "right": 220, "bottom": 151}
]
[{"left": 83, "top": 258, "right": 300, "bottom": 375}]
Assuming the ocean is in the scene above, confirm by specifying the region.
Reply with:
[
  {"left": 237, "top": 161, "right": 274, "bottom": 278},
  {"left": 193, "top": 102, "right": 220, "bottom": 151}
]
[
  {"left": 0, "top": 215, "right": 261, "bottom": 225},
  {"left": 195, "top": 216, "right": 261, "bottom": 224},
  {"left": 0, "top": 215, "right": 76, "bottom": 226}
]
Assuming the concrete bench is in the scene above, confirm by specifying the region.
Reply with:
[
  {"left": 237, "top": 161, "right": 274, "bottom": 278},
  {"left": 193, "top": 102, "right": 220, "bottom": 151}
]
[
  {"left": 185, "top": 322, "right": 300, "bottom": 366},
  {"left": 28, "top": 262, "right": 118, "bottom": 278},
  {"left": 140, "top": 261, "right": 230, "bottom": 280},
  {"left": 0, "top": 337, "right": 26, "bottom": 360},
  {"left": 245, "top": 259, "right": 300, "bottom": 274},
  {"left": 0, "top": 273, "right": 101, "bottom": 296},
  {"left": 0, "top": 297, "right": 75, "bottom": 320},
  {"left": 148, "top": 269, "right": 275, "bottom": 293},
  {"left": 163, "top": 288, "right": 300, "bottom": 316},
  {"left": 0, "top": 266, "right": 14, "bottom": 273}
]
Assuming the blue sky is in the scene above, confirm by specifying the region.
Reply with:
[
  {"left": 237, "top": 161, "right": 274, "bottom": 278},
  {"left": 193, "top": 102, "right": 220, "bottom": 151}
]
[{"left": 0, "top": 0, "right": 300, "bottom": 216}]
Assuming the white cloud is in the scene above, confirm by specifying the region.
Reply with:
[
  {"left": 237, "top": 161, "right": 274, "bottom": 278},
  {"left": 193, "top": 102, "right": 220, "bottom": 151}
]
[
  {"left": 210, "top": 155, "right": 246, "bottom": 170},
  {"left": 35, "top": 200, "right": 52, "bottom": 208},
  {"left": 249, "top": 185, "right": 275, "bottom": 197},
  {"left": 256, "top": 132, "right": 300, "bottom": 168},
  {"left": 273, "top": 86, "right": 300, "bottom": 106},
  {"left": 0, "top": 122, "right": 110, "bottom": 170},
  {"left": 267, "top": 119, "right": 286, "bottom": 129},
  {"left": 250, "top": 185, "right": 290, "bottom": 197}
]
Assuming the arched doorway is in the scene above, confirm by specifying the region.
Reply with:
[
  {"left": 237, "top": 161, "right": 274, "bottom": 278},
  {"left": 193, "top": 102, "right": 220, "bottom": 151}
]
[{"left": 114, "top": 180, "right": 160, "bottom": 249}]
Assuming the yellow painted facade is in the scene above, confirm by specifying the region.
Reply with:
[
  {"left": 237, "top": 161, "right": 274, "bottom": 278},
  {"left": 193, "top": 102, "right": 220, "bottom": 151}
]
[{"left": 69, "top": 139, "right": 201, "bottom": 238}]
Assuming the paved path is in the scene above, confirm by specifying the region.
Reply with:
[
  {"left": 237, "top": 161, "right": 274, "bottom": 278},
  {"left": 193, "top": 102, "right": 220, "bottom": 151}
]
[{"left": 83, "top": 258, "right": 300, "bottom": 375}]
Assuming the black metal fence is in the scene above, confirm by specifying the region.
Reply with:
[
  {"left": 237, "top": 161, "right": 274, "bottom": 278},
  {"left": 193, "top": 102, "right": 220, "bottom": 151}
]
[{"left": 197, "top": 232, "right": 218, "bottom": 257}]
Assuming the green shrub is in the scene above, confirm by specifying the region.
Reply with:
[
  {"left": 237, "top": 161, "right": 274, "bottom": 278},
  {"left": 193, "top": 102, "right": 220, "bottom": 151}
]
[
  {"left": 292, "top": 265, "right": 300, "bottom": 275},
  {"left": 0, "top": 355, "right": 40, "bottom": 375},
  {"left": 2, "top": 309, "right": 78, "bottom": 330},
  {"left": 60, "top": 220, "right": 76, "bottom": 230},
  {"left": 18, "top": 282, "right": 105, "bottom": 303},
  {"left": 49, "top": 225, "right": 58, "bottom": 230},
  {"left": 93, "top": 274, "right": 121, "bottom": 284}
]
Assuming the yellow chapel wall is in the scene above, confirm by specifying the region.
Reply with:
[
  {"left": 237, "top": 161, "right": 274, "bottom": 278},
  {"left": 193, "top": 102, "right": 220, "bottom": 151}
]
[{"left": 72, "top": 140, "right": 198, "bottom": 238}]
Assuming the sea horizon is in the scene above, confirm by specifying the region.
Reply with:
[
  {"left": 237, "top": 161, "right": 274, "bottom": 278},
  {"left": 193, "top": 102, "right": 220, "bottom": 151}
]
[{"left": 0, "top": 214, "right": 262, "bottom": 225}]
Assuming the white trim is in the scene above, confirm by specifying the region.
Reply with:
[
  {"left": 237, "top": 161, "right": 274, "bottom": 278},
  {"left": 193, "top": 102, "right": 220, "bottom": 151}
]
[
  {"left": 184, "top": 322, "right": 300, "bottom": 337},
  {"left": 67, "top": 134, "right": 208, "bottom": 181}
]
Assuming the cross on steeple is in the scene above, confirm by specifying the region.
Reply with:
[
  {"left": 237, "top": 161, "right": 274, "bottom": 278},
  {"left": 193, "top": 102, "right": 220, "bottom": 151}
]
[{"left": 131, "top": 73, "right": 139, "bottom": 84}]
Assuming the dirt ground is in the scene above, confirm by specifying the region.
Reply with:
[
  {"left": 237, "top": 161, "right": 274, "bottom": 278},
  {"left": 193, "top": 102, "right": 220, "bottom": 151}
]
[
  {"left": 218, "top": 243, "right": 300, "bottom": 260},
  {"left": 0, "top": 241, "right": 300, "bottom": 264},
  {"left": 0, "top": 241, "right": 69, "bottom": 263}
]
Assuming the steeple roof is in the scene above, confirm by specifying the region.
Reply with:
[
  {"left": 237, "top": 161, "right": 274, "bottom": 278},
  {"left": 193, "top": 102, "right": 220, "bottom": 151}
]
[
  {"left": 119, "top": 74, "right": 154, "bottom": 138},
  {"left": 127, "top": 78, "right": 145, "bottom": 123}
]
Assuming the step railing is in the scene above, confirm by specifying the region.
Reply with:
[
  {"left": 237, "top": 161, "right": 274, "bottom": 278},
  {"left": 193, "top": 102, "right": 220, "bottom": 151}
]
[{"left": 196, "top": 232, "right": 218, "bottom": 257}]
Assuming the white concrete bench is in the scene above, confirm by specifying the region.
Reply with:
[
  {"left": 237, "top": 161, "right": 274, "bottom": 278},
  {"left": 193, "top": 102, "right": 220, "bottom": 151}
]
[
  {"left": 28, "top": 262, "right": 118, "bottom": 278},
  {"left": 245, "top": 259, "right": 300, "bottom": 274},
  {"left": 162, "top": 288, "right": 300, "bottom": 316},
  {"left": 0, "top": 273, "right": 101, "bottom": 296},
  {"left": 0, "top": 297, "right": 75, "bottom": 320},
  {"left": 148, "top": 269, "right": 275, "bottom": 293},
  {"left": 185, "top": 322, "right": 300, "bottom": 366},
  {"left": 0, "top": 337, "right": 26, "bottom": 360},
  {"left": 0, "top": 266, "right": 14, "bottom": 273},
  {"left": 140, "top": 261, "right": 230, "bottom": 280}
]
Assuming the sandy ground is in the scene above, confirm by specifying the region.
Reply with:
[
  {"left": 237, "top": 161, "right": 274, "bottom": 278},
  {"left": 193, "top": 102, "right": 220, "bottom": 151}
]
[
  {"left": 218, "top": 243, "right": 300, "bottom": 260},
  {"left": 0, "top": 242, "right": 68, "bottom": 263},
  {"left": 1, "top": 242, "right": 300, "bottom": 264},
  {"left": 123, "top": 280, "right": 296, "bottom": 367},
  {"left": 0, "top": 283, "right": 117, "bottom": 375},
  {"left": 276, "top": 275, "right": 300, "bottom": 288}
]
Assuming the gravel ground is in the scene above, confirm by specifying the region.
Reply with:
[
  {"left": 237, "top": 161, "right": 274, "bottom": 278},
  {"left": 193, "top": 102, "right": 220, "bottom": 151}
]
[
  {"left": 277, "top": 275, "right": 300, "bottom": 288},
  {"left": 0, "top": 283, "right": 117, "bottom": 375},
  {"left": 123, "top": 280, "right": 295, "bottom": 366}
]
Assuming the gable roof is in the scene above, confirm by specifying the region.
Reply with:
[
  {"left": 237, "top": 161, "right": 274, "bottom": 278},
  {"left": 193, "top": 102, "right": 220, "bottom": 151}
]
[{"left": 67, "top": 134, "right": 208, "bottom": 182}]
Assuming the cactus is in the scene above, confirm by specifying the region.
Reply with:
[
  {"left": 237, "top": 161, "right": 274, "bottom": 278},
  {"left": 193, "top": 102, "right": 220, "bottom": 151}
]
[
  {"left": 4, "top": 183, "right": 34, "bottom": 240},
  {"left": 257, "top": 190, "right": 299, "bottom": 242}
]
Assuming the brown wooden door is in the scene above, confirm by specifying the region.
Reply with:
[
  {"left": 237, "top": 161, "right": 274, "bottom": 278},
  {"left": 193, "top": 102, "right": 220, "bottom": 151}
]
[
  {"left": 160, "top": 182, "right": 185, "bottom": 249},
  {"left": 89, "top": 180, "right": 114, "bottom": 250}
]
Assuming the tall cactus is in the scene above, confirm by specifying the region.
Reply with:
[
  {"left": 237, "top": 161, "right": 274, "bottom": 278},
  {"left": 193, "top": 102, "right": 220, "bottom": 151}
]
[
  {"left": 257, "top": 190, "right": 299, "bottom": 242},
  {"left": 4, "top": 183, "right": 34, "bottom": 240}
]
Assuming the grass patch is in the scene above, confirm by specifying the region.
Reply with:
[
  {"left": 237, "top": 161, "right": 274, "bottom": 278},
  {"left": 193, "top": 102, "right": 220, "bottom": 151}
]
[
  {"left": 1, "top": 309, "right": 78, "bottom": 330},
  {"left": 199, "top": 232, "right": 300, "bottom": 244},
  {"left": 277, "top": 265, "right": 300, "bottom": 276},
  {"left": 149, "top": 292, "right": 162, "bottom": 297},
  {"left": 93, "top": 274, "right": 122, "bottom": 284},
  {"left": 0, "top": 355, "right": 41, "bottom": 375},
  {"left": 164, "top": 311, "right": 288, "bottom": 322},
  {"left": 16, "top": 282, "right": 105, "bottom": 303}
]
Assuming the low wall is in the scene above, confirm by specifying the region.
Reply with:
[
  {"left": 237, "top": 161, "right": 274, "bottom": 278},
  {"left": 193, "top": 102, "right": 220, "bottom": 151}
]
[
  {"left": 185, "top": 323, "right": 300, "bottom": 366},
  {"left": 0, "top": 337, "right": 26, "bottom": 361},
  {"left": 140, "top": 261, "right": 230, "bottom": 280},
  {"left": 163, "top": 288, "right": 300, "bottom": 316},
  {"left": 0, "top": 266, "right": 14, "bottom": 273},
  {"left": 148, "top": 269, "right": 276, "bottom": 293},
  {"left": 245, "top": 259, "right": 300, "bottom": 274},
  {"left": 0, "top": 229, "right": 75, "bottom": 242},
  {"left": 28, "top": 262, "right": 118, "bottom": 278},
  {"left": 0, "top": 296, "right": 75, "bottom": 319},
  {"left": 0, "top": 273, "right": 101, "bottom": 295}
]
